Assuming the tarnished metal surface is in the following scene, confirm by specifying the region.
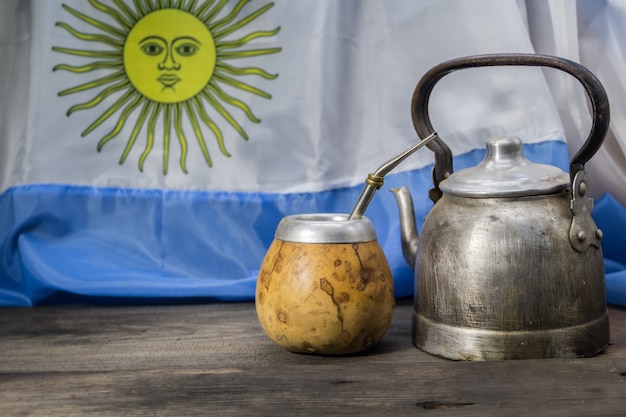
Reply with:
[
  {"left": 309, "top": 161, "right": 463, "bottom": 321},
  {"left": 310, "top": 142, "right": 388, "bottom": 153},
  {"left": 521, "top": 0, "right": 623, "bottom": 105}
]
[
  {"left": 439, "top": 136, "right": 569, "bottom": 198},
  {"left": 410, "top": 193, "right": 608, "bottom": 360},
  {"left": 274, "top": 213, "right": 377, "bottom": 244},
  {"left": 569, "top": 170, "right": 602, "bottom": 251}
]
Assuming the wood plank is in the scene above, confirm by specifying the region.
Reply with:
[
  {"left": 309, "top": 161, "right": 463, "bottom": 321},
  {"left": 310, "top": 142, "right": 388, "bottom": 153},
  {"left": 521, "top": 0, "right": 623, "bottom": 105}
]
[{"left": 0, "top": 300, "right": 625, "bottom": 416}]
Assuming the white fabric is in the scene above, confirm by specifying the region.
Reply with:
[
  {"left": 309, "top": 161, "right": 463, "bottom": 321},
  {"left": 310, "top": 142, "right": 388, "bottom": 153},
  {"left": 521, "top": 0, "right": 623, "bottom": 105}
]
[
  {"left": 0, "top": 0, "right": 624, "bottom": 199},
  {"left": 1, "top": 0, "right": 560, "bottom": 194},
  {"left": 524, "top": 0, "right": 626, "bottom": 206}
]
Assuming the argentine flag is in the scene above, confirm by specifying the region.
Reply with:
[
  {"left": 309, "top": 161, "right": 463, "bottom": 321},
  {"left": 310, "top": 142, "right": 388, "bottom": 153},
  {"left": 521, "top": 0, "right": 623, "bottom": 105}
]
[{"left": 1, "top": 0, "right": 625, "bottom": 306}]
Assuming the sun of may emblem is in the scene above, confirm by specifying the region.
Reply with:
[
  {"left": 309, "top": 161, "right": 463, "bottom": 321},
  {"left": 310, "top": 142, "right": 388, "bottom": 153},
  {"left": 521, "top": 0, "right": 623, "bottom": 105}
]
[{"left": 52, "top": 0, "right": 281, "bottom": 174}]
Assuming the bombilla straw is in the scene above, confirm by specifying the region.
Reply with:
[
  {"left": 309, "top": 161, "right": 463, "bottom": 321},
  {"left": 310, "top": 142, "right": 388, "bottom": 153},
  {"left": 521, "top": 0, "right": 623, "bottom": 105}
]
[{"left": 348, "top": 132, "right": 439, "bottom": 220}]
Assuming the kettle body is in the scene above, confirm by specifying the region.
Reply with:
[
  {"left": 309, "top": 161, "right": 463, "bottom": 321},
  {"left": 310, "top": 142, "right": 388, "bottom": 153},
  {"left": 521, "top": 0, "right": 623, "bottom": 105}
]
[
  {"left": 393, "top": 54, "right": 610, "bottom": 360},
  {"left": 401, "top": 188, "right": 608, "bottom": 360}
]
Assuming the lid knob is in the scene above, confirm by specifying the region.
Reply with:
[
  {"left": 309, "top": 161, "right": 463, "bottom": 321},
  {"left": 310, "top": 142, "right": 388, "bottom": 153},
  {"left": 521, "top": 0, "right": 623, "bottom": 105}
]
[{"left": 484, "top": 136, "right": 524, "bottom": 166}]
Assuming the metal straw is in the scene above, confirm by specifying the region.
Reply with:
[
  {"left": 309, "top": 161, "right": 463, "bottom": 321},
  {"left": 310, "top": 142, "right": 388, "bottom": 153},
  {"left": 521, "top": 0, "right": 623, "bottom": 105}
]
[{"left": 348, "top": 132, "right": 438, "bottom": 220}]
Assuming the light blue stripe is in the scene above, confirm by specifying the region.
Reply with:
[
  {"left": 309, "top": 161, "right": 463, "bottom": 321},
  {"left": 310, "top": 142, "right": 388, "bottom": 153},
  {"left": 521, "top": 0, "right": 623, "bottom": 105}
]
[{"left": 2, "top": 140, "right": 623, "bottom": 306}]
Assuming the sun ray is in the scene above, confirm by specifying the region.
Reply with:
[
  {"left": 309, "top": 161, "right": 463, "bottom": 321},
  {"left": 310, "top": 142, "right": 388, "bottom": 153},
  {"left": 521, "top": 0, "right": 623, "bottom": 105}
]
[
  {"left": 212, "top": 3, "right": 274, "bottom": 39},
  {"left": 51, "top": 47, "right": 121, "bottom": 59},
  {"left": 97, "top": 93, "right": 145, "bottom": 151},
  {"left": 215, "top": 61, "right": 276, "bottom": 80},
  {"left": 54, "top": 61, "right": 123, "bottom": 74},
  {"left": 139, "top": 103, "right": 163, "bottom": 172},
  {"left": 192, "top": 0, "right": 215, "bottom": 18},
  {"left": 66, "top": 80, "right": 130, "bottom": 116},
  {"left": 142, "top": 0, "right": 156, "bottom": 13},
  {"left": 133, "top": 0, "right": 148, "bottom": 16},
  {"left": 200, "top": 0, "right": 228, "bottom": 23},
  {"left": 57, "top": 71, "right": 126, "bottom": 96},
  {"left": 184, "top": 0, "right": 199, "bottom": 13},
  {"left": 113, "top": 0, "right": 139, "bottom": 23},
  {"left": 173, "top": 103, "right": 189, "bottom": 173},
  {"left": 217, "top": 28, "right": 280, "bottom": 51},
  {"left": 120, "top": 100, "right": 153, "bottom": 164},
  {"left": 60, "top": 3, "right": 127, "bottom": 39},
  {"left": 185, "top": 99, "right": 213, "bottom": 167},
  {"left": 201, "top": 90, "right": 248, "bottom": 139},
  {"left": 194, "top": 0, "right": 216, "bottom": 17},
  {"left": 212, "top": 73, "right": 271, "bottom": 98},
  {"left": 218, "top": 47, "right": 281, "bottom": 60},
  {"left": 193, "top": 96, "right": 230, "bottom": 157},
  {"left": 88, "top": 0, "right": 133, "bottom": 31},
  {"left": 138, "top": 0, "right": 149, "bottom": 14},
  {"left": 209, "top": 0, "right": 250, "bottom": 32},
  {"left": 81, "top": 88, "right": 136, "bottom": 136},
  {"left": 55, "top": 22, "right": 124, "bottom": 49},
  {"left": 208, "top": 82, "right": 260, "bottom": 122},
  {"left": 163, "top": 104, "right": 172, "bottom": 175}
]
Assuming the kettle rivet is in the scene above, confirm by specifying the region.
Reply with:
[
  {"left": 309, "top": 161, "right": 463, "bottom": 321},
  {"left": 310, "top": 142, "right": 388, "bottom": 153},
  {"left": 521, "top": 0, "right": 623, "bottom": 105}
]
[
  {"left": 577, "top": 231, "right": 587, "bottom": 242},
  {"left": 596, "top": 229, "right": 603, "bottom": 240},
  {"left": 578, "top": 181, "right": 588, "bottom": 196}
]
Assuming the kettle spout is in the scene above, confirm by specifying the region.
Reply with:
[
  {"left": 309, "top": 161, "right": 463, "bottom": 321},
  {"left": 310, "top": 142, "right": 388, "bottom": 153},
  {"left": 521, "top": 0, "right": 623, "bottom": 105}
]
[{"left": 390, "top": 186, "right": 419, "bottom": 270}]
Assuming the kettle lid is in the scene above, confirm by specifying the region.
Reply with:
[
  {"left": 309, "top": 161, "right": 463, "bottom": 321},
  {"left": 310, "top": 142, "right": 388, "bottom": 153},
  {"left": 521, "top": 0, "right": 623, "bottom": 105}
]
[{"left": 439, "top": 136, "right": 569, "bottom": 198}]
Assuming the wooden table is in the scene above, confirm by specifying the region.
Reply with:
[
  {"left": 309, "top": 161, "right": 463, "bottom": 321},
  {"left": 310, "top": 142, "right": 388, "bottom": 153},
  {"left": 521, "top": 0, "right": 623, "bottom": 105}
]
[{"left": 1, "top": 299, "right": 625, "bottom": 416}]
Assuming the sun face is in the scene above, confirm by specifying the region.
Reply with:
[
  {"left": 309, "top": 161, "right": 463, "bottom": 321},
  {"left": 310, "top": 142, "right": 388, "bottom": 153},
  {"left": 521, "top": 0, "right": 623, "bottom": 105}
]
[
  {"left": 124, "top": 9, "right": 217, "bottom": 103},
  {"left": 52, "top": 0, "right": 281, "bottom": 174}
]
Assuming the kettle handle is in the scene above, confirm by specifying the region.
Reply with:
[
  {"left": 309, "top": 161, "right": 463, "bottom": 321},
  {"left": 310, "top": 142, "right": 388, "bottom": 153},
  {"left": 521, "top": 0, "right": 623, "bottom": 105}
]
[{"left": 411, "top": 54, "right": 610, "bottom": 202}]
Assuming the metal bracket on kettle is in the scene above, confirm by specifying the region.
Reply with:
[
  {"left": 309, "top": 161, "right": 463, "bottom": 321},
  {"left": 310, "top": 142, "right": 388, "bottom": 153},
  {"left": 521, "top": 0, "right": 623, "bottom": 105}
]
[{"left": 569, "top": 170, "right": 602, "bottom": 252}]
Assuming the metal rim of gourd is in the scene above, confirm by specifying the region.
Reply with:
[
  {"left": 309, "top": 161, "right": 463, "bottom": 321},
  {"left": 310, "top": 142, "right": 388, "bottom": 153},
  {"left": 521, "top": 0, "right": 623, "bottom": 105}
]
[{"left": 274, "top": 213, "right": 378, "bottom": 244}]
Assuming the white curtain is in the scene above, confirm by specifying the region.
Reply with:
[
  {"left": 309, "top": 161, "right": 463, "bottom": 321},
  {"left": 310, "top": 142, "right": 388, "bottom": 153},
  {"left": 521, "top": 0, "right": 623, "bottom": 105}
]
[{"left": 523, "top": 0, "right": 626, "bottom": 206}]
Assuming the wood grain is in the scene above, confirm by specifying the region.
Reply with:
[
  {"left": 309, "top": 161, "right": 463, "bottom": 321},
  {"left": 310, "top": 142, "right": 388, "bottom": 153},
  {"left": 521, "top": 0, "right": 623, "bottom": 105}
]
[{"left": 1, "top": 299, "right": 625, "bottom": 416}]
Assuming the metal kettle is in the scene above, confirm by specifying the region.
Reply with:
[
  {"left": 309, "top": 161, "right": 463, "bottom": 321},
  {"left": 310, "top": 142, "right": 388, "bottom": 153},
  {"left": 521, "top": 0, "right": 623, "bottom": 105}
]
[{"left": 392, "top": 54, "right": 610, "bottom": 360}]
